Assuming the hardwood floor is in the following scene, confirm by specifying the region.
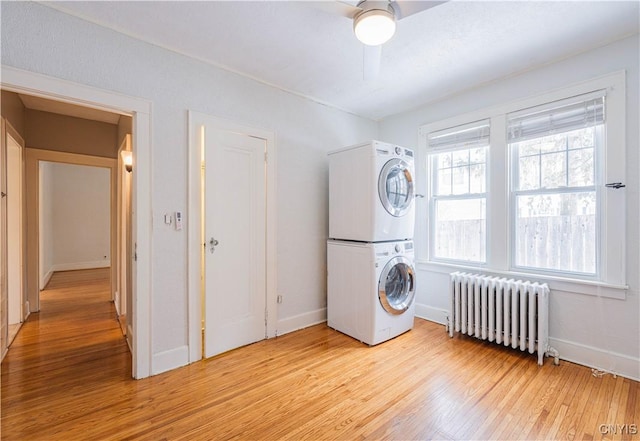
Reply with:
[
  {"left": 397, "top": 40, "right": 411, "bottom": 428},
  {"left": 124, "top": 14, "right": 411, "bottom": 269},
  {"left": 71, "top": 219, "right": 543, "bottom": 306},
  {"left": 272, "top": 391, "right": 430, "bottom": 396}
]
[{"left": 2, "top": 269, "right": 638, "bottom": 440}]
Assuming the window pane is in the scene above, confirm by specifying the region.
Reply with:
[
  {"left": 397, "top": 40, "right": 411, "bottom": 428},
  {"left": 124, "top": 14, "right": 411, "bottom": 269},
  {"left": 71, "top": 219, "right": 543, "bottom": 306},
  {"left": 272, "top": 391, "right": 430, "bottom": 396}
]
[
  {"left": 514, "top": 126, "right": 597, "bottom": 191},
  {"left": 452, "top": 150, "right": 469, "bottom": 167},
  {"left": 469, "top": 164, "right": 486, "bottom": 193},
  {"left": 452, "top": 166, "right": 469, "bottom": 195},
  {"left": 518, "top": 155, "right": 540, "bottom": 190},
  {"left": 436, "top": 167, "right": 452, "bottom": 195},
  {"left": 540, "top": 151, "right": 566, "bottom": 188},
  {"left": 568, "top": 126, "right": 594, "bottom": 149},
  {"left": 470, "top": 147, "right": 486, "bottom": 164},
  {"left": 434, "top": 198, "right": 486, "bottom": 263},
  {"left": 437, "top": 152, "right": 452, "bottom": 169},
  {"left": 568, "top": 148, "right": 594, "bottom": 187},
  {"left": 517, "top": 142, "right": 539, "bottom": 157},
  {"left": 514, "top": 192, "right": 596, "bottom": 274},
  {"left": 539, "top": 135, "right": 565, "bottom": 153}
]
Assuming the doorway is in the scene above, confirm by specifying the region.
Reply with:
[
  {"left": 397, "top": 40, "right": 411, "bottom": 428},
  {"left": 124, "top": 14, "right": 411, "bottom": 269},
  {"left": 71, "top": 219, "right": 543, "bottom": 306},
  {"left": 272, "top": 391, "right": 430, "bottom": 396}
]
[
  {"left": 1, "top": 66, "right": 152, "bottom": 378},
  {"left": 38, "top": 161, "right": 112, "bottom": 290},
  {"left": 187, "top": 112, "right": 278, "bottom": 362}
]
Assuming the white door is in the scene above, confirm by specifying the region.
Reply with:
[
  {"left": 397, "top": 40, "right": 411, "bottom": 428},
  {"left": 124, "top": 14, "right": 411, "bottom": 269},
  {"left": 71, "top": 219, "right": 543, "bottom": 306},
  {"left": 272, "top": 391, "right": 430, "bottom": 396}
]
[{"left": 203, "top": 127, "right": 266, "bottom": 358}]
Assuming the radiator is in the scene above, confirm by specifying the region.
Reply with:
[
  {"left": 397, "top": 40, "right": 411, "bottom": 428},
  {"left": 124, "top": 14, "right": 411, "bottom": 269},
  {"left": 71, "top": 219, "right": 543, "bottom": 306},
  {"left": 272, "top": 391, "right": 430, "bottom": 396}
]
[{"left": 448, "top": 272, "right": 558, "bottom": 365}]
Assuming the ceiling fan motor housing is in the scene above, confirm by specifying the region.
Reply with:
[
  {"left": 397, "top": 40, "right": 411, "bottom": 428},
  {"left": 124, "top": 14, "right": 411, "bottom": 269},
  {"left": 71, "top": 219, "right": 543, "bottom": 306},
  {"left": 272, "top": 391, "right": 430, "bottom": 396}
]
[{"left": 353, "top": 1, "right": 397, "bottom": 46}]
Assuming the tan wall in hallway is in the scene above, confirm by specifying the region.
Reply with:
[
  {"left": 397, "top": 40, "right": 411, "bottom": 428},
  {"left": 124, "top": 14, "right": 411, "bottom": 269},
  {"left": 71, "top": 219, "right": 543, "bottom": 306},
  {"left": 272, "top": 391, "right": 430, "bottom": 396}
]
[
  {"left": 25, "top": 109, "right": 118, "bottom": 158},
  {"left": 1, "top": 91, "right": 26, "bottom": 137},
  {"left": 117, "top": 115, "right": 132, "bottom": 148}
]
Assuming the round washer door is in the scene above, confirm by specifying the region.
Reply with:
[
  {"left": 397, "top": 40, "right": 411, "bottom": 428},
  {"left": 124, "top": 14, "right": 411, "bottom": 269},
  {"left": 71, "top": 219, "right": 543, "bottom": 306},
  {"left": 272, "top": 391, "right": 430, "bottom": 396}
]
[
  {"left": 378, "top": 256, "right": 415, "bottom": 315},
  {"left": 378, "top": 158, "right": 414, "bottom": 217}
]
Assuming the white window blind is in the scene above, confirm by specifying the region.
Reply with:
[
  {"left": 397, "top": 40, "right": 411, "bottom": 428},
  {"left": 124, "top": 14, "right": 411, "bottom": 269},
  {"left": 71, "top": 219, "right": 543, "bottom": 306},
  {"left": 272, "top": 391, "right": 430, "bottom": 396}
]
[
  {"left": 428, "top": 120, "right": 490, "bottom": 151},
  {"left": 507, "top": 91, "right": 605, "bottom": 143}
]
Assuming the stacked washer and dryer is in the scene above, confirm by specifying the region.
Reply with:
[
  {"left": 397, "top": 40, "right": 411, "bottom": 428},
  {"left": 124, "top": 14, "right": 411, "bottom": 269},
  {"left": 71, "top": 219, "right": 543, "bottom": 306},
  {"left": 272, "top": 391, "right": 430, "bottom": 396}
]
[{"left": 327, "top": 140, "right": 417, "bottom": 345}]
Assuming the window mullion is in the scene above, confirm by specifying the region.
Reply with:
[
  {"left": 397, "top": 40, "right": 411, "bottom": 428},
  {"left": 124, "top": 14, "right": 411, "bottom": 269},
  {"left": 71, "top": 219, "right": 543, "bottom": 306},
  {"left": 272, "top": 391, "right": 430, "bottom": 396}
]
[{"left": 514, "top": 185, "right": 596, "bottom": 197}]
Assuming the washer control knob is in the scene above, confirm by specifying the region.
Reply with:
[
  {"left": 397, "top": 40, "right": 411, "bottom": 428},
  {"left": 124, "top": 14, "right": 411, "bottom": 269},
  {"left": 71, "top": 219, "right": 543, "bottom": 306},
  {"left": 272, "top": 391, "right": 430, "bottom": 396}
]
[
  {"left": 395, "top": 146, "right": 402, "bottom": 155},
  {"left": 395, "top": 244, "right": 402, "bottom": 253}
]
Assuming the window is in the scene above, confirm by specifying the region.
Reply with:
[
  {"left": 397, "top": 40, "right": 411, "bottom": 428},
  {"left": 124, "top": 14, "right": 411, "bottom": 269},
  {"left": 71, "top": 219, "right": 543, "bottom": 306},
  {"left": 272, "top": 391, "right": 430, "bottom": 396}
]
[
  {"left": 508, "top": 93, "right": 604, "bottom": 276},
  {"left": 419, "top": 72, "right": 626, "bottom": 292},
  {"left": 427, "top": 121, "right": 489, "bottom": 263}
]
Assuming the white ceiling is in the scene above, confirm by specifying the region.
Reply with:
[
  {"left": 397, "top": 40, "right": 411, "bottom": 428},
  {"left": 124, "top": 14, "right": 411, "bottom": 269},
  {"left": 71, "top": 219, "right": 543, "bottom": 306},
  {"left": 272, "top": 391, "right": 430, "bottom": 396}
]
[{"left": 43, "top": 1, "right": 639, "bottom": 121}]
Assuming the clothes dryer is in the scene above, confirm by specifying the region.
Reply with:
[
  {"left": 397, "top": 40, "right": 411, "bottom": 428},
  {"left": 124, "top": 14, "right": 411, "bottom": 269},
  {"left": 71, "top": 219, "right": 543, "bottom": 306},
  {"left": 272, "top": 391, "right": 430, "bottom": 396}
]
[
  {"left": 327, "top": 239, "right": 416, "bottom": 345},
  {"left": 329, "top": 140, "right": 415, "bottom": 242}
]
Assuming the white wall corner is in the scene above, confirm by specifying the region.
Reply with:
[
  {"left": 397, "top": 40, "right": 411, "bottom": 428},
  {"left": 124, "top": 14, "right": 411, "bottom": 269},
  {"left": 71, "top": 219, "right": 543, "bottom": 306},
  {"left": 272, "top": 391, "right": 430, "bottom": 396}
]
[
  {"left": 152, "top": 345, "right": 190, "bottom": 376},
  {"left": 415, "top": 303, "right": 448, "bottom": 326},
  {"left": 549, "top": 337, "right": 640, "bottom": 382},
  {"left": 276, "top": 308, "right": 327, "bottom": 337}
]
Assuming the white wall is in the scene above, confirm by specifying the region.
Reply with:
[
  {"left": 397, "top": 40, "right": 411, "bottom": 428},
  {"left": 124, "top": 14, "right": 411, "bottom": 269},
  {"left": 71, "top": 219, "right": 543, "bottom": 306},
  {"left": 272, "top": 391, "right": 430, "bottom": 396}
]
[
  {"left": 39, "top": 162, "right": 111, "bottom": 279},
  {"left": 380, "top": 36, "right": 640, "bottom": 380},
  {"left": 47, "top": 162, "right": 111, "bottom": 271},
  {"left": 0, "top": 2, "right": 378, "bottom": 373}
]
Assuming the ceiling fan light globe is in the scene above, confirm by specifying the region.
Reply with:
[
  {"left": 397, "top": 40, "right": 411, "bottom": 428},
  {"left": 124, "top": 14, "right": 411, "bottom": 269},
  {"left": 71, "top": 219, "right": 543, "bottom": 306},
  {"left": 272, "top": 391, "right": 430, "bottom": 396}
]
[{"left": 354, "top": 9, "right": 396, "bottom": 46}]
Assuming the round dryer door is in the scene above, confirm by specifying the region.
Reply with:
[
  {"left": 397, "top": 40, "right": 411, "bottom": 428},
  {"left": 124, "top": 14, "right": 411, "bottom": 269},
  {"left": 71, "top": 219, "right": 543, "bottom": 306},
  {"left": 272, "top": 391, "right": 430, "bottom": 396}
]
[
  {"left": 378, "top": 256, "right": 415, "bottom": 315},
  {"left": 378, "top": 158, "right": 414, "bottom": 217}
]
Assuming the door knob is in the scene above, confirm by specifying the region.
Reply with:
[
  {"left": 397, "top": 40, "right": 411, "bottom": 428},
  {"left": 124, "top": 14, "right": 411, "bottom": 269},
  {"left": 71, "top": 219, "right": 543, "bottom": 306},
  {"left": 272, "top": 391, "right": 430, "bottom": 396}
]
[{"left": 209, "top": 238, "right": 219, "bottom": 254}]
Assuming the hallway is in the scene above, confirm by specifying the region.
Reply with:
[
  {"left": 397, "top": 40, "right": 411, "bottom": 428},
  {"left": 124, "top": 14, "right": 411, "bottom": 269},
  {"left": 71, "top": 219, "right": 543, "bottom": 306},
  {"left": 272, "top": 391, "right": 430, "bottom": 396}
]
[{"left": 1, "top": 268, "right": 130, "bottom": 439}]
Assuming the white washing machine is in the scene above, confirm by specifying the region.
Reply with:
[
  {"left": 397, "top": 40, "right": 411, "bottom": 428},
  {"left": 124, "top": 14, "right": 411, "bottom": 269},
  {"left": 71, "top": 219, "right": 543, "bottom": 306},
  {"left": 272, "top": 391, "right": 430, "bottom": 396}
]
[
  {"left": 327, "top": 239, "right": 416, "bottom": 345},
  {"left": 329, "top": 140, "right": 415, "bottom": 242}
]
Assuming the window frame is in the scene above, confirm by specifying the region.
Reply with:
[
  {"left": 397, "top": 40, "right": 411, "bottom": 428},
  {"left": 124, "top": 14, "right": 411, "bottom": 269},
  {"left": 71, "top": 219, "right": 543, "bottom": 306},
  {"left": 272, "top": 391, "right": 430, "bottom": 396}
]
[
  {"left": 428, "top": 138, "right": 489, "bottom": 266},
  {"left": 418, "top": 71, "right": 627, "bottom": 299},
  {"left": 509, "top": 110, "right": 604, "bottom": 279}
]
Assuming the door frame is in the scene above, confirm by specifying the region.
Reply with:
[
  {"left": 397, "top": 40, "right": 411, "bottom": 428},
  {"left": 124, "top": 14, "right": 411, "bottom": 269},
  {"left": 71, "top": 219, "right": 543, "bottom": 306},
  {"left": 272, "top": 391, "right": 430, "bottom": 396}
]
[
  {"left": 1, "top": 65, "right": 153, "bottom": 379},
  {"left": 187, "top": 111, "right": 277, "bottom": 362},
  {"left": 116, "top": 134, "right": 132, "bottom": 338},
  {"left": 27, "top": 150, "right": 117, "bottom": 307},
  {"left": 1, "top": 118, "right": 27, "bottom": 359}
]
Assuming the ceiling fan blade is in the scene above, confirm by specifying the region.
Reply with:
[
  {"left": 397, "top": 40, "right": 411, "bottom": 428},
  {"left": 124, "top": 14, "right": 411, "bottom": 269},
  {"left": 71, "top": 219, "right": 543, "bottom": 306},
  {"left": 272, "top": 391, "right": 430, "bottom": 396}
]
[
  {"left": 310, "top": 1, "right": 361, "bottom": 19},
  {"left": 391, "top": 0, "right": 447, "bottom": 20},
  {"left": 363, "top": 45, "right": 382, "bottom": 81}
]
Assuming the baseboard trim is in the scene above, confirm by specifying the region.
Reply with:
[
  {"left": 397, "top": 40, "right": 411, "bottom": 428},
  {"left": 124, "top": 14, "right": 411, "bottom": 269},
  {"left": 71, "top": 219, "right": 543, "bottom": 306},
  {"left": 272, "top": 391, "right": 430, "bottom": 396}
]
[
  {"left": 152, "top": 345, "right": 189, "bottom": 376},
  {"left": 114, "top": 291, "right": 121, "bottom": 316},
  {"left": 277, "top": 308, "right": 327, "bottom": 336},
  {"left": 415, "top": 303, "right": 448, "bottom": 325},
  {"left": 40, "top": 269, "right": 54, "bottom": 290},
  {"left": 51, "top": 261, "right": 110, "bottom": 272},
  {"left": 417, "top": 306, "right": 640, "bottom": 381},
  {"left": 126, "top": 325, "right": 133, "bottom": 353},
  {"left": 549, "top": 337, "right": 640, "bottom": 382}
]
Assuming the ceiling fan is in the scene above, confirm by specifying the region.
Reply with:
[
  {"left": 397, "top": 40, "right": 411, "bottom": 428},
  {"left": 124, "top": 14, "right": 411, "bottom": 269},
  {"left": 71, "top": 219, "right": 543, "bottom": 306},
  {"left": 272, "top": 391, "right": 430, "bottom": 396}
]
[{"left": 318, "top": 0, "right": 446, "bottom": 80}]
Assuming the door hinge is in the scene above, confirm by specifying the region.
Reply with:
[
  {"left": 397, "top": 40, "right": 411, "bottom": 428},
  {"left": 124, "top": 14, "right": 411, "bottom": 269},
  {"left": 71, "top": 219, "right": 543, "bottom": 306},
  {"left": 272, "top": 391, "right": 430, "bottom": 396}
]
[
  {"left": 134, "top": 242, "right": 138, "bottom": 262},
  {"left": 264, "top": 151, "right": 268, "bottom": 163}
]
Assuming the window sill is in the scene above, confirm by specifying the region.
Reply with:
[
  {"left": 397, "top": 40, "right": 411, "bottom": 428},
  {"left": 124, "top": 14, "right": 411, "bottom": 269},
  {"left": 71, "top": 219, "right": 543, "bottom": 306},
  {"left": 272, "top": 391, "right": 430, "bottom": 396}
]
[{"left": 417, "top": 260, "right": 628, "bottom": 300}]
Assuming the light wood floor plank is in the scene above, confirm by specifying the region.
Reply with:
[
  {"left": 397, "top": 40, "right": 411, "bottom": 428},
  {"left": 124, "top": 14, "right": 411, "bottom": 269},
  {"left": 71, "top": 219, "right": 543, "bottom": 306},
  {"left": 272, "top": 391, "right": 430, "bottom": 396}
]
[{"left": 2, "top": 268, "right": 638, "bottom": 440}]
